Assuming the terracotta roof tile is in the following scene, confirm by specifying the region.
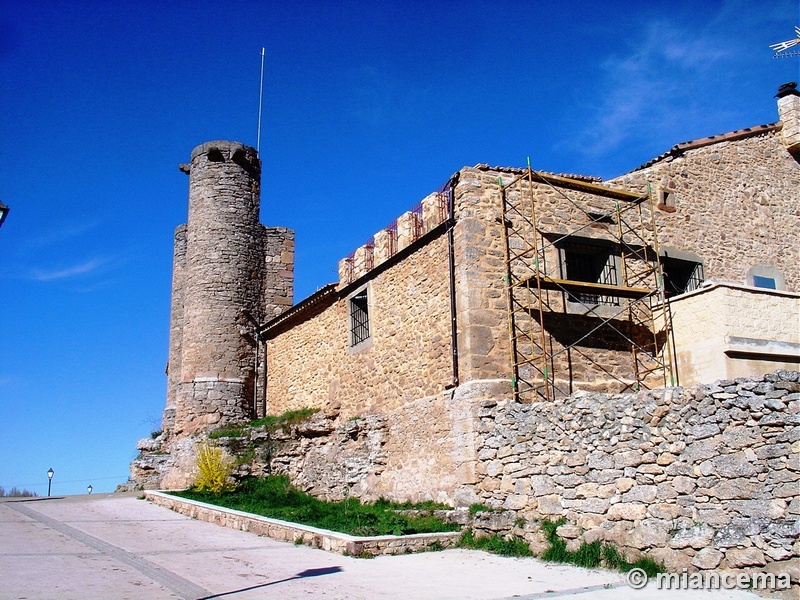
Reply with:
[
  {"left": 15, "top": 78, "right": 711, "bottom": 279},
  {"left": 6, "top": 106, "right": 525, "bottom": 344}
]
[{"left": 633, "top": 122, "right": 781, "bottom": 171}]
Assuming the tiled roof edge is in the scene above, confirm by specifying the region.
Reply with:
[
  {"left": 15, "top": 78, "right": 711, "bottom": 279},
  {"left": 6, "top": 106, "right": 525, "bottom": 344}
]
[
  {"left": 473, "top": 164, "right": 603, "bottom": 183},
  {"left": 633, "top": 122, "right": 781, "bottom": 172}
]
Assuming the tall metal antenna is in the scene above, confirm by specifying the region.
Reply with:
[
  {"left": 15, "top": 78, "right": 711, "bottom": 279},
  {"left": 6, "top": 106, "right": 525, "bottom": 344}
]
[{"left": 257, "top": 47, "right": 265, "bottom": 154}]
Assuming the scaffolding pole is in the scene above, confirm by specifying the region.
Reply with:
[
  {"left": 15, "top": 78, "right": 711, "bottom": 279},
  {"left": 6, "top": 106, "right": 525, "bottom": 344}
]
[{"left": 501, "top": 166, "right": 673, "bottom": 402}]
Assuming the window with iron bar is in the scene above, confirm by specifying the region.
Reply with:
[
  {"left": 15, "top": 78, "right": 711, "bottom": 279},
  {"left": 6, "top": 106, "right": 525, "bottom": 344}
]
[
  {"left": 349, "top": 287, "right": 370, "bottom": 347},
  {"left": 662, "top": 256, "right": 704, "bottom": 297},
  {"left": 559, "top": 240, "right": 619, "bottom": 306}
]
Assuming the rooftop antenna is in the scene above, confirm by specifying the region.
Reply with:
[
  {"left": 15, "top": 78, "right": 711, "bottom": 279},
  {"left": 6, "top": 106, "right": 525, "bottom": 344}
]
[
  {"left": 257, "top": 47, "right": 265, "bottom": 154},
  {"left": 770, "top": 26, "right": 800, "bottom": 57}
]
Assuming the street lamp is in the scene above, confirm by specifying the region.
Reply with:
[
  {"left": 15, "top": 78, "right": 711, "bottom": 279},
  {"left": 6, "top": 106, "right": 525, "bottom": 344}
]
[
  {"left": 0, "top": 202, "right": 8, "bottom": 229},
  {"left": 87, "top": 485, "right": 93, "bottom": 495},
  {"left": 47, "top": 468, "right": 54, "bottom": 497}
]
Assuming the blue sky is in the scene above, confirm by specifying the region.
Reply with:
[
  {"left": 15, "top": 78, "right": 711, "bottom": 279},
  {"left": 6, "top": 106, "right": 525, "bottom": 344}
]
[{"left": 1, "top": 0, "right": 798, "bottom": 496}]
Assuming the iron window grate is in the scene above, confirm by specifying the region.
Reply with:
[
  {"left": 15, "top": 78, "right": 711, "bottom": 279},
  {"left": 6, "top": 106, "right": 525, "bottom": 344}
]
[{"left": 350, "top": 289, "right": 370, "bottom": 346}]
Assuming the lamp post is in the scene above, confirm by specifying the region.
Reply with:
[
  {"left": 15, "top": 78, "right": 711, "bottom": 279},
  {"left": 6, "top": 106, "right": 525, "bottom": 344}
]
[
  {"left": 0, "top": 202, "right": 9, "bottom": 229},
  {"left": 47, "top": 468, "right": 54, "bottom": 497},
  {"left": 87, "top": 485, "right": 93, "bottom": 495}
]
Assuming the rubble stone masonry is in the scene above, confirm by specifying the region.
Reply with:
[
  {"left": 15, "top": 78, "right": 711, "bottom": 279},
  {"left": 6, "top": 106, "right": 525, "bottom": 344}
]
[
  {"left": 471, "top": 371, "right": 799, "bottom": 581},
  {"left": 611, "top": 129, "right": 799, "bottom": 292},
  {"left": 265, "top": 234, "right": 453, "bottom": 416},
  {"left": 166, "top": 141, "right": 295, "bottom": 444},
  {"left": 241, "top": 371, "right": 798, "bottom": 582}
]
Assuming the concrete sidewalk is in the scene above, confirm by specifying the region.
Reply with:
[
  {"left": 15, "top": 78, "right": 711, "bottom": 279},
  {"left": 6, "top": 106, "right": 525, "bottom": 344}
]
[{"left": 0, "top": 493, "right": 760, "bottom": 600}]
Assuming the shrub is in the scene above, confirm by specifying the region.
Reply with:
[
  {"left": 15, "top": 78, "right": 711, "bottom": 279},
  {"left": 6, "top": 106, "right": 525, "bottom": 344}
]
[
  {"left": 0, "top": 486, "right": 38, "bottom": 497},
  {"left": 193, "top": 442, "right": 235, "bottom": 494}
]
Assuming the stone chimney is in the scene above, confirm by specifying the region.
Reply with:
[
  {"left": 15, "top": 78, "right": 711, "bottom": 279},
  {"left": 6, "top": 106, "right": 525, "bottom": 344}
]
[{"left": 776, "top": 82, "right": 800, "bottom": 152}]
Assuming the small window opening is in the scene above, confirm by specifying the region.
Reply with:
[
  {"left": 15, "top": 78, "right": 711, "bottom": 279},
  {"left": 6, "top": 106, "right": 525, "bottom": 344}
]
[
  {"left": 662, "top": 257, "right": 704, "bottom": 297},
  {"left": 560, "top": 241, "right": 618, "bottom": 306},
  {"left": 746, "top": 265, "right": 784, "bottom": 291},
  {"left": 752, "top": 275, "right": 776, "bottom": 289},
  {"left": 349, "top": 288, "right": 370, "bottom": 347}
]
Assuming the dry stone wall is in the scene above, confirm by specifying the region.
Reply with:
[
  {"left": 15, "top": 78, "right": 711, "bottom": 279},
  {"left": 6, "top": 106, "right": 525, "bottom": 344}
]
[
  {"left": 130, "top": 369, "right": 798, "bottom": 589},
  {"left": 208, "top": 370, "right": 798, "bottom": 585},
  {"left": 472, "top": 371, "right": 799, "bottom": 579}
]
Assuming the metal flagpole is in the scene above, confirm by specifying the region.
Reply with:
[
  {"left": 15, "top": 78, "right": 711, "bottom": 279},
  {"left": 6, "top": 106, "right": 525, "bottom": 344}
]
[{"left": 257, "top": 47, "right": 265, "bottom": 154}]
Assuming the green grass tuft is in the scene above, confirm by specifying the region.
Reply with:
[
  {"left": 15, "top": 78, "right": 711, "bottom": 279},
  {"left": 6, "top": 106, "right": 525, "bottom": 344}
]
[
  {"left": 457, "top": 529, "right": 534, "bottom": 557},
  {"left": 208, "top": 408, "right": 321, "bottom": 439},
  {"left": 539, "top": 519, "right": 667, "bottom": 574}
]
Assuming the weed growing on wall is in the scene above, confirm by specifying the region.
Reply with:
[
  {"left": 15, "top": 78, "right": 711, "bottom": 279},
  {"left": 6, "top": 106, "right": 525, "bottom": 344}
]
[
  {"left": 193, "top": 442, "right": 235, "bottom": 494},
  {"left": 540, "top": 518, "right": 665, "bottom": 576},
  {"left": 457, "top": 529, "right": 534, "bottom": 557},
  {"left": 208, "top": 408, "right": 321, "bottom": 439}
]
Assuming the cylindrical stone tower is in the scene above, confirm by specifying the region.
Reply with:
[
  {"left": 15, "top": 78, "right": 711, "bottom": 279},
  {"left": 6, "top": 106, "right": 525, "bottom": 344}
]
[
  {"left": 162, "top": 223, "right": 187, "bottom": 430},
  {"left": 173, "top": 140, "right": 265, "bottom": 435}
]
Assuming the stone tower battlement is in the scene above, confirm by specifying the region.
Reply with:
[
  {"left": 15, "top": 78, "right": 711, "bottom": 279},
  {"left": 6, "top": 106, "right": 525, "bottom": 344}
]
[{"left": 163, "top": 141, "right": 294, "bottom": 442}]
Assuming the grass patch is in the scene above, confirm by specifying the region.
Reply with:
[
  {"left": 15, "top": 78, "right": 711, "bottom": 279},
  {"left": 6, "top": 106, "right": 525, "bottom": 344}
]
[
  {"left": 468, "top": 503, "right": 494, "bottom": 515},
  {"left": 173, "top": 475, "right": 460, "bottom": 537},
  {"left": 208, "top": 424, "right": 249, "bottom": 439},
  {"left": 234, "top": 445, "right": 256, "bottom": 466},
  {"left": 602, "top": 545, "right": 665, "bottom": 578},
  {"left": 385, "top": 499, "right": 451, "bottom": 511},
  {"left": 457, "top": 529, "right": 534, "bottom": 557},
  {"left": 540, "top": 518, "right": 665, "bottom": 575},
  {"left": 251, "top": 408, "right": 321, "bottom": 433},
  {"left": 208, "top": 408, "right": 321, "bottom": 439}
]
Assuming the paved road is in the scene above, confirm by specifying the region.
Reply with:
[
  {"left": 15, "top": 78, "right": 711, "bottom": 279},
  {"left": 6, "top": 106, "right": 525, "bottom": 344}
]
[{"left": 0, "top": 493, "right": 762, "bottom": 600}]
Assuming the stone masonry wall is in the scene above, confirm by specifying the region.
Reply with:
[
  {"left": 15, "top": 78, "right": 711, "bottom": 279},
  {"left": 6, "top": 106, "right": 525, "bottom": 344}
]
[
  {"left": 262, "top": 226, "right": 294, "bottom": 320},
  {"left": 452, "top": 166, "right": 662, "bottom": 393},
  {"left": 610, "top": 130, "right": 800, "bottom": 293},
  {"left": 163, "top": 223, "right": 187, "bottom": 430},
  {"left": 472, "top": 371, "right": 799, "bottom": 580},
  {"left": 452, "top": 128, "right": 799, "bottom": 395},
  {"left": 265, "top": 234, "right": 453, "bottom": 417}
]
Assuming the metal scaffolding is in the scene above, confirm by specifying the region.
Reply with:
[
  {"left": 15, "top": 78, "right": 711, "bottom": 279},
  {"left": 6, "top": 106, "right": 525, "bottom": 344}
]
[{"left": 500, "top": 166, "right": 674, "bottom": 402}]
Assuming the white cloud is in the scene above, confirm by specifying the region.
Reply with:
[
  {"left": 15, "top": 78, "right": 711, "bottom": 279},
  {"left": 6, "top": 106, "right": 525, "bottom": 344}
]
[
  {"left": 23, "top": 219, "right": 101, "bottom": 251},
  {"left": 31, "top": 258, "right": 107, "bottom": 282},
  {"left": 573, "top": 19, "right": 736, "bottom": 157}
]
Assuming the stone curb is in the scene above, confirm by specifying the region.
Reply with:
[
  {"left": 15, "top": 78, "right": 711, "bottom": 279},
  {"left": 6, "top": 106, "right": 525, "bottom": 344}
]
[{"left": 145, "top": 491, "right": 462, "bottom": 556}]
